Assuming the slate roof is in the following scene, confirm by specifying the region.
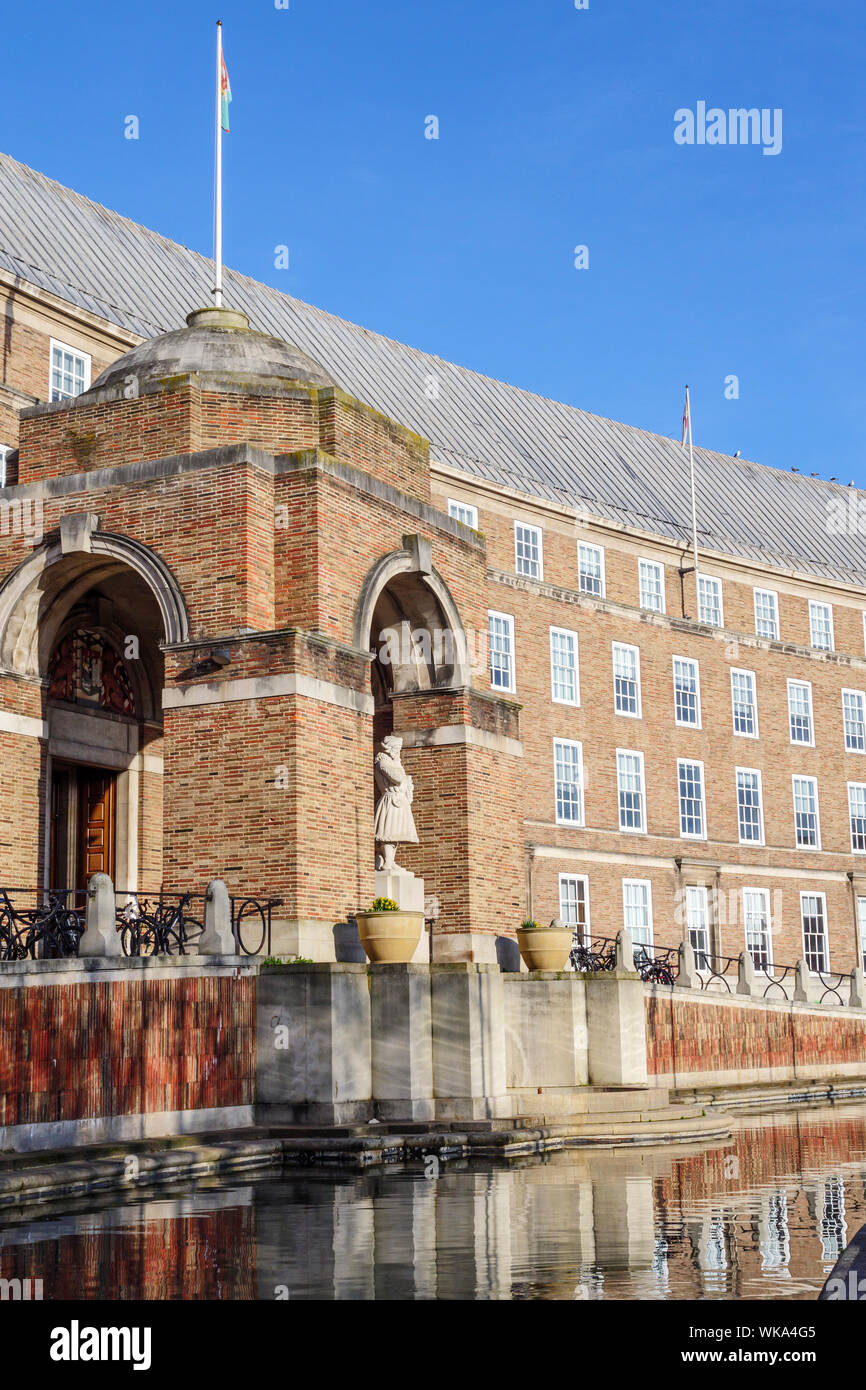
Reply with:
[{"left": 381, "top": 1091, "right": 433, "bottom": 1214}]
[{"left": 0, "top": 150, "right": 862, "bottom": 589}]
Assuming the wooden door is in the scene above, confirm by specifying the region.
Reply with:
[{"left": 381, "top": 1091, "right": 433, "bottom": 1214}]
[{"left": 78, "top": 771, "right": 116, "bottom": 885}]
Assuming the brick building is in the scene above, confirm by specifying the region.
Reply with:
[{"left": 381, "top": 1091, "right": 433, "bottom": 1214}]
[{"left": 2, "top": 151, "right": 866, "bottom": 971}]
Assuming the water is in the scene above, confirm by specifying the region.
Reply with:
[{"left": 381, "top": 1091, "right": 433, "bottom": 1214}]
[{"left": 2, "top": 1103, "right": 865, "bottom": 1300}]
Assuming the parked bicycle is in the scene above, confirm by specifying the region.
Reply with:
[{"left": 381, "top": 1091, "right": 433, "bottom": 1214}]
[
  {"left": 118, "top": 892, "right": 203, "bottom": 957},
  {"left": 0, "top": 888, "right": 84, "bottom": 960}
]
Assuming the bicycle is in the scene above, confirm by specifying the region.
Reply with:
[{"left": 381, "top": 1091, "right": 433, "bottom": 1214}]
[{"left": 119, "top": 892, "right": 203, "bottom": 956}]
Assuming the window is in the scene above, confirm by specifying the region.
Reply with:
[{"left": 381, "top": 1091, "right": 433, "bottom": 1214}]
[
  {"left": 848, "top": 783, "right": 866, "bottom": 852},
  {"left": 731, "top": 668, "right": 758, "bottom": 737},
  {"left": 677, "top": 759, "right": 706, "bottom": 839},
  {"left": 843, "top": 689, "right": 866, "bottom": 752},
  {"left": 488, "top": 611, "right": 515, "bottom": 692},
  {"left": 743, "top": 887, "right": 772, "bottom": 970},
  {"left": 685, "top": 884, "right": 710, "bottom": 967},
  {"left": 858, "top": 896, "right": 866, "bottom": 969},
  {"left": 550, "top": 627, "right": 579, "bottom": 705},
  {"left": 553, "top": 739, "right": 584, "bottom": 824},
  {"left": 736, "top": 768, "right": 764, "bottom": 845},
  {"left": 616, "top": 749, "right": 646, "bottom": 833},
  {"left": 578, "top": 542, "right": 605, "bottom": 597},
  {"left": 0, "top": 445, "right": 9, "bottom": 490},
  {"left": 809, "top": 600, "right": 834, "bottom": 651},
  {"left": 559, "top": 874, "right": 590, "bottom": 944},
  {"left": 613, "top": 643, "right": 641, "bottom": 717},
  {"left": 753, "top": 588, "right": 779, "bottom": 641},
  {"left": 673, "top": 656, "right": 701, "bottom": 727},
  {"left": 792, "top": 775, "right": 820, "bottom": 849},
  {"left": 639, "top": 558, "right": 665, "bottom": 613},
  {"left": 787, "top": 680, "right": 813, "bottom": 746},
  {"left": 698, "top": 575, "right": 723, "bottom": 627},
  {"left": 514, "top": 522, "right": 543, "bottom": 579},
  {"left": 447, "top": 499, "right": 478, "bottom": 529},
  {"left": 49, "top": 339, "right": 90, "bottom": 402},
  {"left": 800, "top": 892, "right": 829, "bottom": 973},
  {"left": 622, "top": 878, "right": 653, "bottom": 947}
]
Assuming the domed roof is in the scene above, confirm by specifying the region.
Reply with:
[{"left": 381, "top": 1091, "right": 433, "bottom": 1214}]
[{"left": 88, "top": 307, "right": 336, "bottom": 395}]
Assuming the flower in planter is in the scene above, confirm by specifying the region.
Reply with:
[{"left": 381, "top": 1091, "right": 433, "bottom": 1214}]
[
  {"left": 519, "top": 918, "right": 542, "bottom": 931},
  {"left": 370, "top": 897, "right": 399, "bottom": 912}
]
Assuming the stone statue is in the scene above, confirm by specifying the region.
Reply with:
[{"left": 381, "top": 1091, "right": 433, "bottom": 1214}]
[{"left": 374, "top": 734, "right": 419, "bottom": 872}]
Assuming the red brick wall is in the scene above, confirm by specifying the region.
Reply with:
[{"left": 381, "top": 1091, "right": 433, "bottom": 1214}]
[{"left": 0, "top": 972, "right": 255, "bottom": 1126}]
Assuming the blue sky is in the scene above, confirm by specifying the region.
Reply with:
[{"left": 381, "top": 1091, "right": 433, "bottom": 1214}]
[{"left": 1, "top": 0, "right": 864, "bottom": 480}]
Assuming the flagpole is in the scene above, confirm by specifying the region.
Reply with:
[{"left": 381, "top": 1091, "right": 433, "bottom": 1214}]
[
  {"left": 214, "top": 20, "right": 223, "bottom": 308},
  {"left": 685, "top": 385, "right": 700, "bottom": 600}
]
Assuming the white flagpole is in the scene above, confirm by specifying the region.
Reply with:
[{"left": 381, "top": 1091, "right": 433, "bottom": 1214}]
[
  {"left": 685, "top": 385, "right": 700, "bottom": 597},
  {"left": 213, "top": 20, "right": 223, "bottom": 308}
]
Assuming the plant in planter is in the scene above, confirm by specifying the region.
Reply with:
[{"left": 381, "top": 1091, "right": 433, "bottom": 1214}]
[
  {"left": 354, "top": 896, "right": 424, "bottom": 964},
  {"left": 516, "top": 916, "right": 574, "bottom": 972}
]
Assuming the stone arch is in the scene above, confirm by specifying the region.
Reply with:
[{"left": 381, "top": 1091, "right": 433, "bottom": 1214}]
[
  {"left": 354, "top": 542, "right": 471, "bottom": 693},
  {"left": 0, "top": 531, "right": 190, "bottom": 677}
]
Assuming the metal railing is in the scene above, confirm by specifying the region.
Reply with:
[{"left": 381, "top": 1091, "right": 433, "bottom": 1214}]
[{"left": 0, "top": 885, "right": 283, "bottom": 960}]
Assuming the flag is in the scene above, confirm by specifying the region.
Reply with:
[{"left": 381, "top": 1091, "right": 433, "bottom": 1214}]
[
  {"left": 681, "top": 387, "right": 690, "bottom": 448},
  {"left": 220, "top": 51, "right": 232, "bottom": 133}
]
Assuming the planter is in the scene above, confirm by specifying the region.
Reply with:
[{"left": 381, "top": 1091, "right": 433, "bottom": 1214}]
[
  {"left": 355, "top": 909, "right": 424, "bottom": 964},
  {"left": 517, "top": 926, "right": 574, "bottom": 973}
]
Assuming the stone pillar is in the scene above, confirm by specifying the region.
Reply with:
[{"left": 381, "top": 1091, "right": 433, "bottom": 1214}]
[
  {"left": 370, "top": 963, "right": 435, "bottom": 1121},
  {"left": 431, "top": 964, "right": 511, "bottom": 1120},
  {"left": 737, "top": 950, "right": 757, "bottom": 997},
  {"left": 677, "top": 939, "right": 700, "bottom": 990},
  {"left": 78, "top": 873, "right": 121, "bottom": 957},
  {"left": 850, "top": 966, "right": 865, "bottom": 1009},
  {"left": 794, "top": 958, "right": 810, "bottom": 1003},
  {"left": 592, "top": 1175, "right": 656, "bottom": 1271},
  {"left": 256, "top": 963, "right": 372, "bottom": 1125},
  {"left": 504, "top": 972, "right": 588, "bottom": 1112},
  {"left": 583, "top": 932, "right": 647, "bottom": 1087},
  {"left": 198, "top": 878, "right": 236, "bottom": 955}
]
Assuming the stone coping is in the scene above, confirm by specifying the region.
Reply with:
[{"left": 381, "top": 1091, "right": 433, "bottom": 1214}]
[
  {"left": 649, "top": 980, "right": 866, "bottom": 1017},
  {"left": 0, "top": 953, "right": 252, "bottom": 983}
]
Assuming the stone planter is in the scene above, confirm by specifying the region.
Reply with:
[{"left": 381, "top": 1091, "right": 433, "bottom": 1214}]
[
  {"left": 355, "top": 910, "right": 424, "bottom": 965},
  {"left": 516, "top": 926, "right": 573, "bottom": 973}
]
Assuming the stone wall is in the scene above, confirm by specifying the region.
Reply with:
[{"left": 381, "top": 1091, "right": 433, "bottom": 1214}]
[
  {"left": 645, "top": 984, "right": 866, "bottom": 1090},
  {"left": 0, "top": 956, "right": 256, "bottom": 1152}
]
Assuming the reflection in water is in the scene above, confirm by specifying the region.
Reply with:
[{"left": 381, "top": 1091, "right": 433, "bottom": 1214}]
[{"left": 2, "top": 1103, "right": 866, "bottom": 1300}]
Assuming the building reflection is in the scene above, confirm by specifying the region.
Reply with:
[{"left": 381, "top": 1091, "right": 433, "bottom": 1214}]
[{"left": 1, "top": 1105, "right": 866, "bottom": 1299}]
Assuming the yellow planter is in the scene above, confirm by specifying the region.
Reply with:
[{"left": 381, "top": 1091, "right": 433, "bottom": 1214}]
[
  {"left": 355, "top": 909, "right": 424, "bottom": 964},
  {"left": 517, "top": 926, "right": 574, "bottom": 973}
]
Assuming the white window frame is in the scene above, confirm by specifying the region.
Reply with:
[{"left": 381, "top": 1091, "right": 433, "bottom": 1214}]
[
  {"left": 857, "top": 895, "right": 866, "bottom": 969},
  {"left": 792, "top": 774, "right": 821, "bottom": 850},
  {"left": 809, "top": 600, "right": 835, "bottom": 652},
  {"left": 685, "top": 884, "right": 711, "bottom": 965},
  {"left": 842, "top": 688, "right": 866, "bottom": 754},
  {"left": 447, "top": 498, "right": 478, "bottom": 529},
  {"left": 742, "top": 886, "right": 773, "bottom": 971},
  {"left": 0, "top": 445, "right": 10, "bottom": 490},
  {"left": 549, "top": 626, "right": 580, "bottom": 706},
  {"left": 514, "top": 521, "right": 543, "bottom": 580},
  {"left": 638, "top": 557, "right": 666, "bottom": 614},
  {"left": 577, "top": 541, "right": 606, "bottom": 598},
  {"left": 487, "top": 610, "right": 516, "bottom": 693},
  {"left": 672, "top": 655, "right": 702, "bottom": 728},
  {"left": 698, "top": 574, "right": 724, "bottom": 628},
  {"left": 800, "top": 891, "right": 829, "bottom": 974},
  {"left": 677, "top": 758, "right": 706, "bottom": 840},
  {"left": 559, "top": 873, "right": 590, "bottom": 945},
  {"left": 622, "top": 878, "right": 653, "bottom": 948},
  {"left": 616, "top": 748, "right": 646, "bottom": 834},
  {"left": 786, "top": 679, "right": 814, "bottom": 747},
  {"left": 49, "top": 338, "right": 91, "bottom": 402},
  {"left": 553, "top": 738, "right": 585, "bottom": 826},
  {"left": 612, "top": 642, "right": 642, "bottom": 718},
  {"left": 730, "top": 667, "right": 759, "bottom": 739},
  {"left": 736, "top": 766, "right": 765, "bottom": 846},
  {"left": 753, "top": 587, "right": 780, "bottom": 641},
  {"left": 848, "top": 782, "right": 866, "bottom": 853}
]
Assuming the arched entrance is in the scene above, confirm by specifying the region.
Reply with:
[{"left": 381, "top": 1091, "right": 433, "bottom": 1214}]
[{"left": 0, "top": 532, "right": 189, "bottom": 893}]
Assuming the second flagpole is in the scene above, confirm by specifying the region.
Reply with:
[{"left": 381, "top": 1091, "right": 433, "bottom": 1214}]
[{"left": 214, "top": 19, "right": 223, "bottom": 307}]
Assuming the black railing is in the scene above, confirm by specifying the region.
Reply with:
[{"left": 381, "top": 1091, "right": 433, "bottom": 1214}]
[
  {"left": 569, "top": 933, "right": 678, "bottom": 985},
  {"left": 0, "top": 886, "right": 283, "bottom": 960}
]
